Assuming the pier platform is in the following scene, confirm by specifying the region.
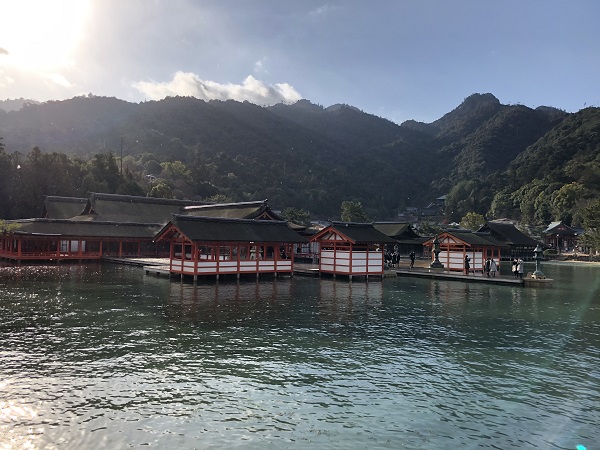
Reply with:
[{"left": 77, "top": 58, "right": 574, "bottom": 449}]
[
  {"left": 102, "top": 257, "right": 551, "bottom": 287},
  {"left": 396, "top": 268, "right": 524, "bottom": 286}
]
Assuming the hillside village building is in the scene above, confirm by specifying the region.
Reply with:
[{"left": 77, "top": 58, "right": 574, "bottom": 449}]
[{"left": 542, "top": 221, "right": 582, "bottom": 252}]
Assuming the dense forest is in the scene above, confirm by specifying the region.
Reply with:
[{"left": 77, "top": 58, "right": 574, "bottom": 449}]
[{"left": 1, "top": 93, "right": 599, "bottom": 239}]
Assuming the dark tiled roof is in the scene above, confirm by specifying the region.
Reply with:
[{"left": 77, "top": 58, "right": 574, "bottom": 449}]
[
  {"left": 160, "top": 215, "right": 306, "bottom": 243},
  {"left": 424, "top": 230, "right": 506, "bottom": 247},
  {"left": 453, "top": 230, "right": 504, "bottom": 246},
  {"left": 478, "top": 221, "right": 541, "bottom": 246},
  {"left": 316, "top": 222, "right": 397, "bottom": 244},
  {"left": 542, "top": 221, "right": 579, "bottom": 236},
  {"left": 75, "top": 193, "right": 210, "bottom": 224},
  {"left": 373, "top": 222, "right": 420, "bottom": 239},
  {"left": 181, "top": 200, "right": 284, "bottom": 221},
  {"left": 11, "top": 218, "right": 161, "bottom": 239},
  {"left": 43, "top": 196, "right": 87, "bottom": 219}
]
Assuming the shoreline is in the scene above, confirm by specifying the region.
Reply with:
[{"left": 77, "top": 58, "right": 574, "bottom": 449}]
[{"left": 543, "top": 258, "right": 600, "bottom": 266}]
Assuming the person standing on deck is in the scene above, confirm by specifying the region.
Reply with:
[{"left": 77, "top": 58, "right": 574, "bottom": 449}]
[
  {"left": 485, "top": 257, "right": 491, "bottom": 277},
  {"left": 464, "top": 255, "right": 471, "bottom": 275},
  {"left": 409, "top": 251, "right": 416, "bottom": 269},
  {"left": 517, "top": 258, "right": 524, "bottom": 279},
  {"left": 490, "top": 258, "right": 498, "bottom": 277}
]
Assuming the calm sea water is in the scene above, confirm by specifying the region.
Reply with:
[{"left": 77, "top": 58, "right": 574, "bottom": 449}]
[{"left": 0, "top": 262, "right": 598, "bottom": 449}]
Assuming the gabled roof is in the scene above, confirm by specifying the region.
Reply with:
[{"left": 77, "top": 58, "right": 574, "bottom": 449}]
[
  {"left": 477, "top": 221, "right": 541, "bottom": 246},
  {"left": 542, "top": 221, "right": 579, "bottom": 236},
  {"left": 42, "top": 196, "right": 88, "bottom": 219},
  {"left": 373, "top": 222, "right": 421, "bottom": 240},
  {"left": 311, "top": 222, "right": 397, "bottom": 244},
  {"left": 74, "top": 193, "right": 209, "bottom": 224},
  {"left": 155, "top": 215, "right": 306, "bottom": 243},
  {"left": 181, "top": 200, "right": 284, "bottom": 221},
  {"left": 9, "top": 218, "right": 161, "bottom": 239},
  {"left": 424, "top": 229, "right": 504, "bottom": 247}
]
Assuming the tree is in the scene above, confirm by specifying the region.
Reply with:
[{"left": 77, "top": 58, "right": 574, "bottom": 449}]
[
  {"left": 460, "top": 212, "right": 486, "bottom": 231},
  {"left": 205, "top": 194, "right": 233, "bottom": 203},
  {"left": 579, "top": 199, "right": 600, "bottom": 252},
  {"left": 282, "top": 207, "right": 311, "bottom": 226},
  {"left": 551, "top": 182, "right": 592, "bottom": 223},
  {"left": 445, "top": 179, "right": 486, "bottom": 222},
  {"left": 148, "top": 181, "right": 173, "bottom": 199},
  {"left": 0, "top": 219, "right": 19, "bottom": 233},
  {"left": 89, "top": 152, "right": 121, "bottom": 193},
  {"left": 341, "top": 200, "right": 369, "bottom": 222}
]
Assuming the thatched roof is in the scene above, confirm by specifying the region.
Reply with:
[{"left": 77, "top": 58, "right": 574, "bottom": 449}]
[
  {"left": 42, "top": 196, "right": 88, "bottom": 219},
  {"left": 73, "top": 193, "right": 210, "bottom": 224},
  {"left": 181, "top": 200, "right": 284, "bottom": 221},
  {"left": 10, "top": 218, "right": 161, "bottom": 239}
]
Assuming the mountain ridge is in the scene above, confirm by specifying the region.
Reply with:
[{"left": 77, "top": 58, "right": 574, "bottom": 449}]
[{"left": 0, "top": 93, "right": 597, "bottom": 226}]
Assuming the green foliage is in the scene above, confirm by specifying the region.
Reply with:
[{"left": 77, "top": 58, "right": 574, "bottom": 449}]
[
  {"left": 550, "top": 182, "right": 591, "bottom": 222},
  {"left": 445, "top": 179, "right": 489, "bottom": 222},
  {"left": 341, "top": 200, "right": 369, "bottom": 222},
  {"left": 1, "top": 95, "right": 599, "bottom": 227},
  {"left": 579, "top": 199, "right": 600, "bottom": 251},
  {"left": 0, "top": 219, "right": 19, "bottom": 233},
  {"left": 205, "top": 194, "right": 233, "bottom": 203},
  {"left": 89, "top": 152, "right": 121, "bottom": 193},
  {"left": 282, "top": 207, "right": 311, "bottom": 227},
  {"left": 417, "top": 221, "right": 445, "bottom": 236},
  {"left": 460, "top": 212, "right": 486, "bottom": 231},
  {"left": 147, "top": 181, "right": 173, "bottom": 199}
]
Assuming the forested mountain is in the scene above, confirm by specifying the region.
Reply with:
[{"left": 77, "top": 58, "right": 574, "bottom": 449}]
[{"left": 0, "top": 93, "right": 598, "bottom": 228}]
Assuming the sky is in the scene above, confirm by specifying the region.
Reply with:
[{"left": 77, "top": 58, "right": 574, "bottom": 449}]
[{"left": 1, "top": 0, "right": 599, "bottom": 124}]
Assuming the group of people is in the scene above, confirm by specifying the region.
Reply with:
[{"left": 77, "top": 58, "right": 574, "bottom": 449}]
[
  {"left": 384, "top": 250, "right": 417, "bottom": 269},
  {"left": 511, "top": 258, "right": 524, "bottom": 278},
  {"left": 464, "top": 255, "right": 524, "bottom": 278},
  {"left": 484, "top": 257, "right": 498, "bottom": 277}
]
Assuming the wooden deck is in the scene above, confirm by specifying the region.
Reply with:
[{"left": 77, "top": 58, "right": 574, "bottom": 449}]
[
  {"left": 396, "top": 267, "right": 525, "bottom": 286},
  {"left": 102, "top": 257, "right": 551, "bottom": 287}
]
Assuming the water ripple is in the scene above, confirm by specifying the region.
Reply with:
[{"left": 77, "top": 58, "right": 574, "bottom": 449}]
[{"left": 0, "top": 264, "right": 598, "bottom": 449}]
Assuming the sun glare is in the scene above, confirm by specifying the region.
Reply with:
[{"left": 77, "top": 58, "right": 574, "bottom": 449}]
[{"left": 0, "top": 0, "right": 90, "bottom": 71}]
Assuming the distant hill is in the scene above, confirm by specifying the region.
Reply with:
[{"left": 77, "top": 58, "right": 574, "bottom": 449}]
[
  {"left": 0, "top": 98, "right": 40, "bottom": 112},
  {"left": 0, "top": 92, "right": 598, "bottom": 225}
]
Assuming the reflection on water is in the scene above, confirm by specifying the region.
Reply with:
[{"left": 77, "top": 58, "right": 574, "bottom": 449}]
[{"left": 0, "top": 263, "right": 599, "bottom": 449}]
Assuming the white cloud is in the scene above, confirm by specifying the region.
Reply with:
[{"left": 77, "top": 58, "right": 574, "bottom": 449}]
[
  {"left": 254, "top": 57, "right": 268, "bottom": 74},
  {"left": 309, "top": 4, "right": 340, "bottom": 16},
  {"left": 133, "top": 72, "right": 302, "bottom": 105},
  {"left": 44, "top": 73, "right": 72, "bottom": 88}
]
